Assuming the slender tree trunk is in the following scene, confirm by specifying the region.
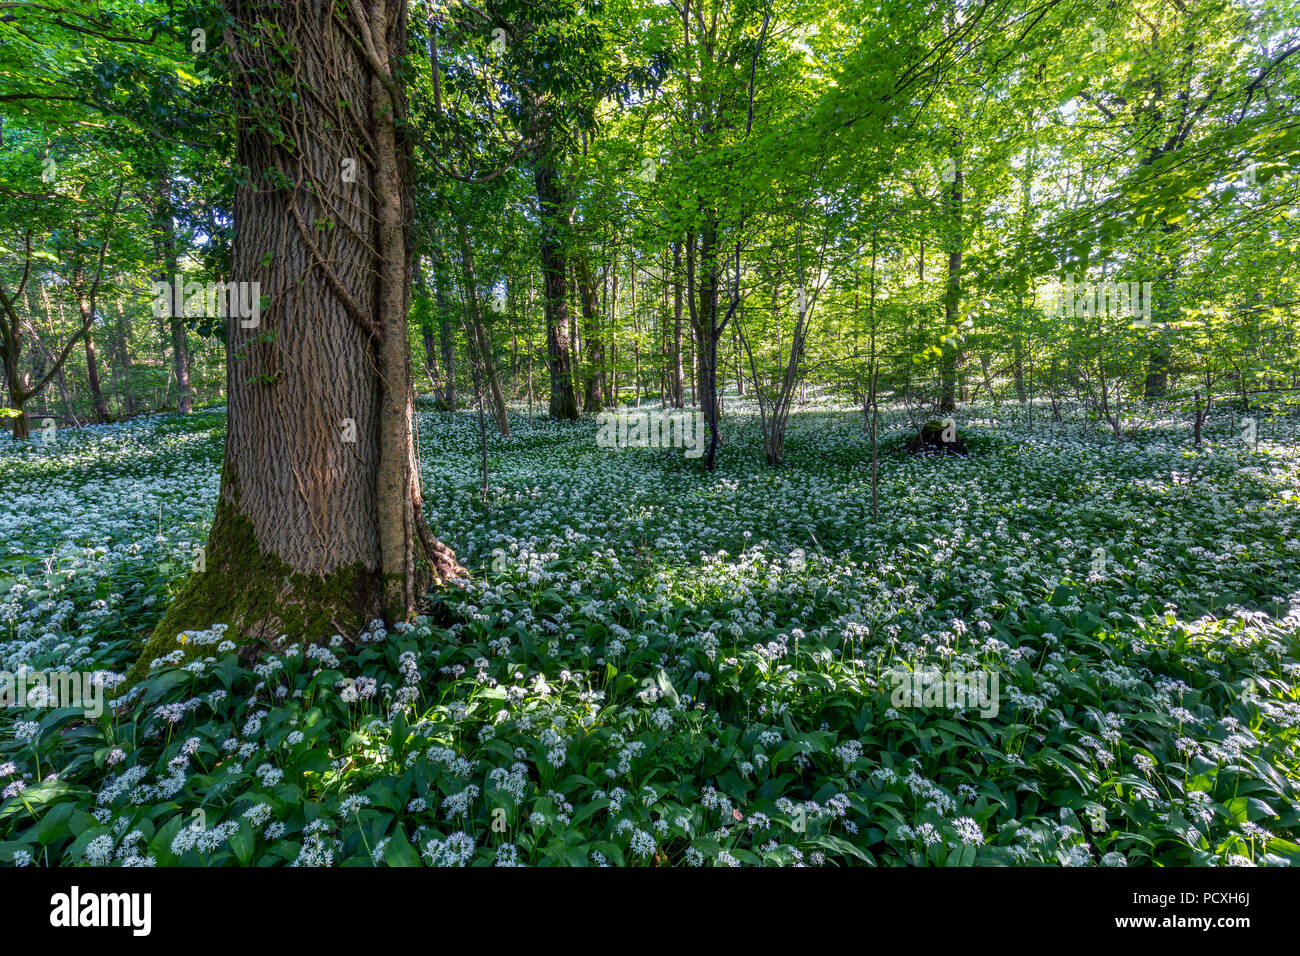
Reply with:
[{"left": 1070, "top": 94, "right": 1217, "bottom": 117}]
[
  {"left": 689, "top": 333, "right": 696, "bottom": 407},
  {"left": 421, "top": 326, "right": 441, "bottom": 395},
  {"left": 607, "top": 253, "right": 620, "bottom": 405},
  {"left": 632, "top": 303, "right": 642, "bottom": 408},
  {"left": 457, "top": 221, "right": 510, "bottom": 436},
  {"left": 82, "top": 330, "right": 109, "bottom": 422},
  {"left": 525, "top": 267, "right": 535, "bottom": 422},
  {"left": 569, "top": 267, "right": 580, "bottom": 399},
  {"left": 413, "top": 258, "right": 442, "bottom": 397},
  {"left": 671, "top": 240, "right": 684, "bottom": 407},
  {"left": 733, "top": 320, "right": 744, "bottom": 397},
  {"left": 659, "top": 255, "right": 667, "bottom": 407},
  {"left": 868, "top": 233, "right": 879, "bottom": 519},
  {"left": 534, "top": 155, "right": 579, "bottom": 419},
  {"left": 34, "top": 285, "right": 80, "bottom": 425},
  {"left": 607, "top": 255, "right": 620, "bottom": 404},
  {"left": 577, "top": 255, "right": 604, "bottom": 412},
  {"left": 871, "top": 362, "right": 879, "bottom": 522},
  {"left": 430, "top": 244, "right": 456, "bottom": 410},
  {"left": 695, "top": 218, "right": 724, "bottom": 469},
  {"left": 113, "top": 300, "right": 137, "bottom": 416},
  {"left": 169, "top": 319, "right": 192, "bottom": 413},
  {"left": 70, "top": 253, "right": 111, "bottom": 423},
  {"left": 939, "top": 133, "right": 963, "bottom": 413},
  {"left": 156, "top": 171, "right": 192, "bottom": 414},
  {"left": 1013, "top": 321, "right": 1027, "bottom": 404}
]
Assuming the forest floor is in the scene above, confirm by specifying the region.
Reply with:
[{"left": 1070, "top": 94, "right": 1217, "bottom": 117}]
[{"left": 1, "top": 402, "right": 1298, "bottom": 865}]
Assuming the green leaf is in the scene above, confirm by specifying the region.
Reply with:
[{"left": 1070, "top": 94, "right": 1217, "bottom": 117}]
[
  {"left": 229, "top": 823, "right": 255, "bottom": 865},
  {"left": 384, "top": 833, "right": 422, "bottom": 867}
]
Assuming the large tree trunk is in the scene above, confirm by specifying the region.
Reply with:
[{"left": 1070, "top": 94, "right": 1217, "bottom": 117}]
[{"left": 129, "top": 0, "right": 461, "bottom": 686}]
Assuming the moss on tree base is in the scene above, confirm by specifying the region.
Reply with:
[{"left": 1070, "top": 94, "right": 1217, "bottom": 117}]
[{"left": 120, "top": 497, "right": 382, "bottom": 693}]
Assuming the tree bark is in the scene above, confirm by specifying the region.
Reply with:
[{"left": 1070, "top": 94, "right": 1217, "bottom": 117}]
[
  {"left": 576, "top": 255, "right": 604, "bottom": 412},
  {"left": 82, "top": 328, "right": 110, "bottom": 422},
  {"left": 457, "top": 220, "right": 510, "bottom": 436},
  {"left": 130, "top": 0, "right": 462, "bottom": 685},
  {"left": 113, "top": 299, "right": 137, "bottom": 416},
  {"left": 534, "top": 155, "right": 579, "bottom": 419},
  {"left": 1, "top": 345, "right": 29, "bottom": 438},
  {"left": 671, "top": 240, "right": 684, "bottom": 407},
  {"left": 155, "top": 170, "right": 192, "bottom": 414},
  {"left": 939, "top": 133, "right": 963, "bottom": 413},
  {"left": 430, "top": 241, "right": 456, "bottom": 410},
  {"left": 413, "top": 259, "right": 444, "bottom": 398}
]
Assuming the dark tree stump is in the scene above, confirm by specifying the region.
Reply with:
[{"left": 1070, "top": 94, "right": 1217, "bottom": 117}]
[{"left": 908, "top": 419, "right": 967, "bottom": 455}]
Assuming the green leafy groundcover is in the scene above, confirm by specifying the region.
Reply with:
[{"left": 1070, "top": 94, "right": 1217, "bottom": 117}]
[{"left": 1, "top": 403, "right": 1298, "bottom": 866}]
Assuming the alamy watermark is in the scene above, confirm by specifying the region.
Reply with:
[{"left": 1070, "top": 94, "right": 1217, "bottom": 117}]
[
  {"left": 1, "top": 667, "right": 106, "bottom": 719},
  {"left": 596, "top": 409, "right": 706, "bottom": 459},
  {"left": 151, "top": 274, "right": 261, "bottom": 328},
  {"left": 50, "top": 886, "right": 150, "bottom": 936},
  {"left": 1050, "top": 274, "right": 1154, "bottom": 327},
  {"left": 886, "top": 666, "right": 1000, "bottom": 718}
]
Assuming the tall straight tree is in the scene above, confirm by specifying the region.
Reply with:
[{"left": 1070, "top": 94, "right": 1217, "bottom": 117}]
[
  {"left": 939, "top": 130, "right": 963, "bottom": 412},
  {"left": 534, "top": 149, "right": 581, "bottom": 419},
  {"left": 132, "top": 0, "right": 462, "bottom": 680},
  {"left": 153, "top": 168, "right": 192, "bottom": 414}
]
